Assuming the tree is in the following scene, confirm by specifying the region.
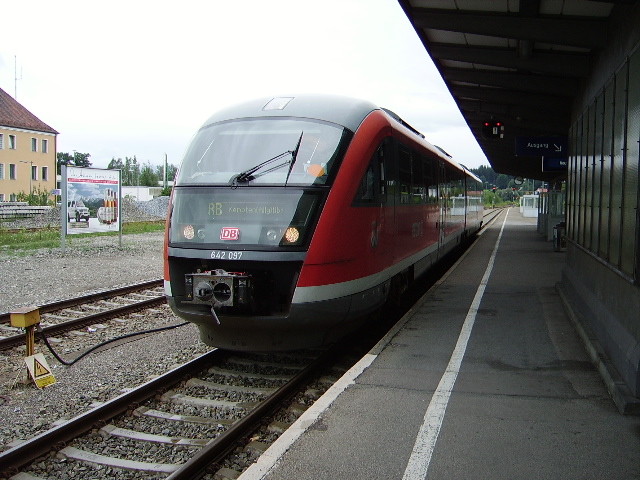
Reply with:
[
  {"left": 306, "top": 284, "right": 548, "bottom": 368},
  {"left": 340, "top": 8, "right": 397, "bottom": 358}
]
[
  {"left": 57, "top": 151, "right": 92, "bottom": 174},
  {"left": 139, "top": 161, "right": 159, "bottom": 187},
  {"left": 154, "top": 163, "right": 178, "bottom": 185},
  {"left": 473, "top": 165, "right": 494, "bottom": 182},
  {"left": 16, "top": 185, "right": 51, "bottom": 206},
  {"left": 495, "top": 173, "right": 510, "bottom": 189},
  {"left": 112, "top": 156, "right": 141, "bottom": 186},
  {"left": 105, "top": 156, "right": 179, "bottom": 188},
  {"left": 107, "top": 157, "right": 125, "bottom": 171},
  {"left": 470, "top": 164, "right": 496, "bottom": 189},
  {"left": 57, "top": 152, "right": 73, "bottom": 170},
  {"left": 107, "top": 157, "right": 136, "bottom": 185},
  {"left": 73, "top": 152, "right": 92, "bottom": 167}
]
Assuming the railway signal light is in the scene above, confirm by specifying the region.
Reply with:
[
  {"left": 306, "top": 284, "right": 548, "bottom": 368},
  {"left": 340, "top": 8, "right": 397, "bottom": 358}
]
[{"left": 482, "top": 120, "right": 504, "bottom": 139}]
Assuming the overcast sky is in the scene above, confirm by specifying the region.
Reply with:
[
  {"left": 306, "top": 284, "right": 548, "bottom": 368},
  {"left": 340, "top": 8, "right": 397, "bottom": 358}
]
[{"left": 0, "top": 0, "right": 488, "bottom": 170}]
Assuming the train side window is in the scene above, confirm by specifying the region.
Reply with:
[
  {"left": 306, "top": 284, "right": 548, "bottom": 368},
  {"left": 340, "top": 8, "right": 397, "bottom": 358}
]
[
  {"left": 398, "top": 147, "right": 411, "bottom": 204},
  {"left": 424, "top": 157, "right": 438, "bottom": 203},
  {"left": 357, "top": 163, "right": 376, "bottom": 203},
  {"left": 353, "top": 148, "right": 380, "bottom": 207},
  {"left": 412, "top": 153, "right": 426, "bottom": 204},
  {"left": 353, "top": 144, "right": 384, "bottom": 206},
  {"left": 378, "top": 144, "right": 387, "bottom": 199}
]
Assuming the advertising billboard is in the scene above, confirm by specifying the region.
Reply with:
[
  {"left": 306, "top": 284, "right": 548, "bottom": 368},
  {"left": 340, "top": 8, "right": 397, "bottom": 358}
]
[{"left": 63, "top": 167, "right": 121, "bottom": 236}]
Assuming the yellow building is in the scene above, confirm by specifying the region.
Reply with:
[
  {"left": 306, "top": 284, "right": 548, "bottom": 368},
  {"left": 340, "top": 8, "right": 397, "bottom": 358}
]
[{"left": 0, "top": 87, "right": 58, "bottom": 202}]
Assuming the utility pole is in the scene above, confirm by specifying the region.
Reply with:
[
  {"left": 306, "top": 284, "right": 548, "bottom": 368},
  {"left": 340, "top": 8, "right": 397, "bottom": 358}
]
[
  {"left": 20, "top": 160, "right": 34, "bottom": 200},
  {"left": 163, "top": 153, "right": 168, "bottom": 189},
  {"left": 14, "top": 56, "right": 22, "bottom": 99}
]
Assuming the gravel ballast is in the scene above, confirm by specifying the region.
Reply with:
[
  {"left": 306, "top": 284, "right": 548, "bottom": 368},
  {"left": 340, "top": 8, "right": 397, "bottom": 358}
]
[
  {"left": 1, "top": 197, "right": 169, "bottom": 312},
  {"left": 0, "top": 198, "right": 215, "bottom": 452}
]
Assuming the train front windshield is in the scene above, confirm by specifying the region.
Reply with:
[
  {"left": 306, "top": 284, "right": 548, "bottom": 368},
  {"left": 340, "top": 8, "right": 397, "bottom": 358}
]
[
  {"left": 175, "top": 118, "right": 348, "bottom": 187},
  {"left": 170, "top": 117, "right": 350, "bottom": 249}
]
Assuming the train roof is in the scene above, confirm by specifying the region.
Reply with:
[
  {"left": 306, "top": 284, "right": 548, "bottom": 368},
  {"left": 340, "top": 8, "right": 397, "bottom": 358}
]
[
  {"left": 199, "top": 94, "right": 379, "bottom": 132},
  {"left": 198, "top": 94, "right": 477, "bottom": 178}
]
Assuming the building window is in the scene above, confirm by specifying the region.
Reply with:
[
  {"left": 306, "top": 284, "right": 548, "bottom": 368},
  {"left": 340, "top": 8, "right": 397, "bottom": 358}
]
[
  {"left": 0, "top": 163, "right": 4, "bottom": 180},
  {"left": 42, "top": 166, "right": 48, "bottom": 181},
  {"left": 31, "top": 165, "right": 38, "bottom": 181},
  {"left": 10, "top": 193, "right": 16, "bottom": 201},
  {"left": 9, "top": 164, "right": 17, "bottom": 179},
  {"left": 31, "top": 138, "right": 37, "bottom": 152},
  {"left": 0, "top": 133, "right": 4, "bottom": 149},
  {"left": 0, "top": 194, "right": 4, "bottom": 202},
  {"left": 42, "top": 139, "right": 48, "bottom": 153},
  {"left": 9, "top": 135, "right": 16, "bottom": 149}
]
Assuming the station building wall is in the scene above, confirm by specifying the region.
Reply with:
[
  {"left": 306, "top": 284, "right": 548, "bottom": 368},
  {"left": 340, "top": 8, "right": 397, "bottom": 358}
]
[{"left": 563, "top": 11, "right": 640, "bottom": 401}]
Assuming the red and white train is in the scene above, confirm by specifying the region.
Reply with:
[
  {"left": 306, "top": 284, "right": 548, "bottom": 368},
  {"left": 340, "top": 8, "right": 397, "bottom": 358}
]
[{"left": 164, "top": 94, "right": 483, "bottom": 350}]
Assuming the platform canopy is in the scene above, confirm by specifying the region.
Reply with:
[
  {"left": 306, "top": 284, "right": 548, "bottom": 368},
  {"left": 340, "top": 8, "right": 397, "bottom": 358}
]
[{"left": 398, "top": 0, "right": 636, "bottom": 182}]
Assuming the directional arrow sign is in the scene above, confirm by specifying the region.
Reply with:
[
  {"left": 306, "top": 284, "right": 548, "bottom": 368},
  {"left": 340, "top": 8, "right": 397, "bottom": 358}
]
[{"left": 515, "top": 136, "right": 567, "bottom": 156}]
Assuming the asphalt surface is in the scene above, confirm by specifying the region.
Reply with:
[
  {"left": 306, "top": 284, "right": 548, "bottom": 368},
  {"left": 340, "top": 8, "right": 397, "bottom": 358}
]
[{"left": 239, "top": 209, "right": 640, "bottom": 480}]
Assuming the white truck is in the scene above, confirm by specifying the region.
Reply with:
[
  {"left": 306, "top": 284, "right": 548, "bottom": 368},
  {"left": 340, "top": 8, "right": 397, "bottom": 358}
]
[{"left": 67, "top": 200, "right": 90, "bottom": 222}]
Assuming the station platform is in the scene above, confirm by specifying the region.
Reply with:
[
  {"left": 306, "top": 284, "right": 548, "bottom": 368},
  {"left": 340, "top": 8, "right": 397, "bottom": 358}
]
[{"left": 239, "top": 209, "right": 640, "bottom": 480}]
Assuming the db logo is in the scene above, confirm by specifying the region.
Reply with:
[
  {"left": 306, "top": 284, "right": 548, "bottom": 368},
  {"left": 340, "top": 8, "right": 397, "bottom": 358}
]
[{"left": 220, "top": 227, "right": 240, "bottom": 241}]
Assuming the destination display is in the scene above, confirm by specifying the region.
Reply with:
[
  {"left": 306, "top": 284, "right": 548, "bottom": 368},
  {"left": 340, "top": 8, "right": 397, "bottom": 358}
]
[{"left": 208, "top": 201, "right": 286, "bottom": 217}]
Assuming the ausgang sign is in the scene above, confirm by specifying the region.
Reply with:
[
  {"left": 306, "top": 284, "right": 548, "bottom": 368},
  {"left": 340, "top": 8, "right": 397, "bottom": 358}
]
[{"left": 515, "top": 136, "right": 567, "bottom": 156}]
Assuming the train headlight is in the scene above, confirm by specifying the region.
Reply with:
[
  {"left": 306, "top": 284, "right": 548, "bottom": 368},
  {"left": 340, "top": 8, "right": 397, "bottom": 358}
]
[
  {"left": 283, "top": 227, "right": 300, "bottom": 244},
  {"left": 183, "top": 225, "right": 195, "bottom": 240},
  {"left": 266, "top": 229, "right": 279, "bottom": 242},
  {"left": 260, "top": 226, "right": 304, "bottom": 246}
]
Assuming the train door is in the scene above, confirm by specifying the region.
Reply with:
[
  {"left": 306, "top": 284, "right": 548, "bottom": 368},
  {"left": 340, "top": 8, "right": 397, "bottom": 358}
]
[
  {"left": 424, "top": 156, "right": 439, "bottom": 247},
  {"left": 460, "top": 176, "right": 469, "bottom": 232},
  {"left": 353, "top": 139, "right": 393, "bottom": 259},
  {"left": 438, "top": 160, "right": 448, "bottom": 254},
  {"left": 375, "top": 139, "right": 393, "bottom": 258}
]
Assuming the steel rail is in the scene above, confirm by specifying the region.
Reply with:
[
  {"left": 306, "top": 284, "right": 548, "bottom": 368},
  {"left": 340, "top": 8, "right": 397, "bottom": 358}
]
[
  {"left": 0, "top": 349, "right": 225, "bottom": 478},
  {"left": 0, "top": 295, "right": 167, "bottom": 351},
  {"left": 166, "top": 340, "right": 346, "bottom": 480},
  {"left": 0, "top": 279, "right": 163, "bottom": 324},
  {"left": 482, "top": 208, "right": 505, "bottom": 227},
  {"left": 0, "top": 341, "right": 341, "bottom": 479}
]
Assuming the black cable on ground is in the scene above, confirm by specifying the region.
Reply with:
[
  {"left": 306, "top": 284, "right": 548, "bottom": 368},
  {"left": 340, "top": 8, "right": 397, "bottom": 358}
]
[{"left": 36, "top": 322, "right": 190, "bottom": 366}]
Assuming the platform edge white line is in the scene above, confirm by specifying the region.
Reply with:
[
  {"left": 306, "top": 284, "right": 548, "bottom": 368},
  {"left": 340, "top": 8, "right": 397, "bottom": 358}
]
[{"left": 402, "top": 209, "right": 509, "bottom": 480}]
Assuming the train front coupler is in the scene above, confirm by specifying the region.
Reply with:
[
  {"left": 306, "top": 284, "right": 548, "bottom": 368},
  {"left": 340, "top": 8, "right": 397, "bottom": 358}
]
[{"left": 184, "top": 269, "right": 255, "bottom": 323}]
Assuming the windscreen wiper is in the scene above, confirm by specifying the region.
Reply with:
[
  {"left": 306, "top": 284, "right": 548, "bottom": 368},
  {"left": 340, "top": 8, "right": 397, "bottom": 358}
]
[
  {"left": 233, "top": 132, "right": 303, "bottom": 184},
  {"left": 285, "top": 132, "right": 304, "bottom": 185},
  {"left": 234, "top": 151, "right": 292, "bottom": 183}
]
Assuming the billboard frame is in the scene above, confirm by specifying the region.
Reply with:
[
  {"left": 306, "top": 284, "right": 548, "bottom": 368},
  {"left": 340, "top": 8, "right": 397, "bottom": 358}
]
[{"left": 61, "top": 166, "right": 122, "bottom": 252}]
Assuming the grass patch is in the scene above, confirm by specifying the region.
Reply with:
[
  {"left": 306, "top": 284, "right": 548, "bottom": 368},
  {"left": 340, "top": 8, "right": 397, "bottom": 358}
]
[{"left": 0, "top": 221, "right": 165, "bottom": 252}]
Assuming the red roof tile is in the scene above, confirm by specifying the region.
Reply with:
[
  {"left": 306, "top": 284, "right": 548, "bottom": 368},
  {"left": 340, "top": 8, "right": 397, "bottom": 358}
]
[{"left": 0, "top": 87, "right": 58, "bottom": 134}]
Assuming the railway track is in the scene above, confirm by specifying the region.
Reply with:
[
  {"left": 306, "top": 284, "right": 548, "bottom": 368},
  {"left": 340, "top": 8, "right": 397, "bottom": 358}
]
[
  {"left": 0, "top": 280, "right": 165, "bottom": 351},
  {"left": 482, "top": 207, "right": 504, "bottom": 229},
  {"left": 0, "top": 343, "right": 353, "bottom": 479}
]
